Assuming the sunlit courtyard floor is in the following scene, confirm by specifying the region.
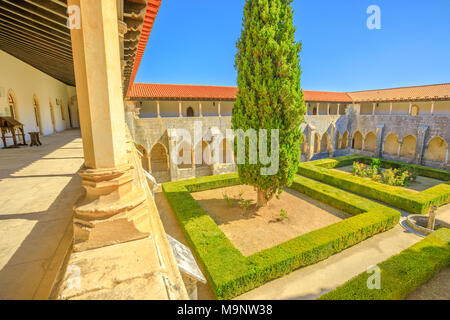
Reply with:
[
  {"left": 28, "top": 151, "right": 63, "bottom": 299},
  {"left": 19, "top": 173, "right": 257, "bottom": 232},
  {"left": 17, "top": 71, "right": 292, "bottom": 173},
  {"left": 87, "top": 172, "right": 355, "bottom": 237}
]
[{"left": 0, "top": 129, "right": 84, "bottom": 299}]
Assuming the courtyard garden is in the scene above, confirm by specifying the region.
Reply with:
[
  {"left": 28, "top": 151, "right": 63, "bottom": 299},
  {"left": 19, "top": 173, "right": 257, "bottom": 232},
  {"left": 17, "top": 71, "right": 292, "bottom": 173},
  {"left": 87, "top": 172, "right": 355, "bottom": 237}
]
[
  {"left": 162, "top": 172, "right": 401, "bottom": 299},
  {"left": 298, "top": 155, "right": 450, "bottom": 214}
]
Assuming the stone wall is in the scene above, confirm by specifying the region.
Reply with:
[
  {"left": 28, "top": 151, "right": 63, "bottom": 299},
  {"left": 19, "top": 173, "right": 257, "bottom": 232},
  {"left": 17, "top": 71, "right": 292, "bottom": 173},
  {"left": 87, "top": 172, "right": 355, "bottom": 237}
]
[{"left": 126, "top": 99, "right": 450, "bottom": 182}]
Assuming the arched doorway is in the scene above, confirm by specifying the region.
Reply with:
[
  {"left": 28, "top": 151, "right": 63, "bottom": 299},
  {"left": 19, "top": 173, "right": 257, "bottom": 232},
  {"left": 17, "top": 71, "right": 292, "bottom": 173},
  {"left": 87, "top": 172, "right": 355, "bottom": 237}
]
[
  {"left": 150, "top": 143, "right": 169, "bottom": 172},
  {"left": 49, "top": 101, "right": 56, "bottom": 133},
  {"left": 364, "top": 132, "right": 376, "bottom": 152},
  {"left": 352, "top": 131, "right": 363, "bottom": 150},
  {"left": 400, "top": 135, "right": 417, "bottom": 159},
  {"left": 33, "top": 95, "right": 43, "bottom": 134},
  {"left": 7, "top": 90, "right": 18, "bottom": 120},
  {"left": 336, "top": 132, "right": 341, "bottom": 150},
  {"left": 320, "top": 133, "right": 329, "bottom": 153},
  {"left": 187, "top": 107, "right": 194, "bottom": 117},
  {"left": 136, "top": 144, "right": 150, "bottom": 172},
  {"left": 312, "top": 107, "right": 318, "bottom": 115},
  {"left": 314, "top": 133, "right": 320, "bottom": 153},
  {"left": 178, "top": 139, "right": 194, "bottom": 169},
  {"left": 424, "top": 137, "right": 447, "bottom": 163},
  {"left": 195, "top": 141, "right": 211, "bottom": 167},
  {"left": 383, "top": 133, "right": 400, "bottom": 156},
  {"left": 341, "top": 131, "right": 348, "bottom": 149}
]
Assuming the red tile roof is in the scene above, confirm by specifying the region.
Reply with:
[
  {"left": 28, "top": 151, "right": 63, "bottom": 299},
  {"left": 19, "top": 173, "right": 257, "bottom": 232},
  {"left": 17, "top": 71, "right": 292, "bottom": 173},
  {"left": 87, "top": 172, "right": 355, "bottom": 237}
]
[
  {"left": 347, "top": 83, "right": 450, "bottom": 102},
  {"left": 303, "top": 91, "right": 352, "bottom": 103},
  {"left": 127, "top": 83, "right": 450, "bottom": 103},
  {"left": 128, "top": 83, "right": 353, "bottom": 102},
  {"left": 129, "top": 83, "right": 239, "bottom": 100}
]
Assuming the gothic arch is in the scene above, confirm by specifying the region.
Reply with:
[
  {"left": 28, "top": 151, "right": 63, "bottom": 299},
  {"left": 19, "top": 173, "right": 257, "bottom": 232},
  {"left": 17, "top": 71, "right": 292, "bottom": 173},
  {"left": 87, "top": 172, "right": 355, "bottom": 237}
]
[
  {"left": 383, "top": 133, "right": 400, "bottom": 156},
  {"left": 135, "top": 144, "right": 149, "bottom": 172},
  {"left": 33, "top": 95, "right": 43, "bottom": 134},
  {"left": 150, "top": 143, "right": 169, "bottom": 172},
  {"left": 424, "top": 136, "right": 447, "bottom": 163},
  {"left": 400, "top": 135, "right": 417, "bottom": 159},
  {"left": 320, "top": 132, "right": 329, "bottom": 153},
  {"left": 336, "top": 131, "right": 341, "bottom": 150},
  {"left": 314, "top": 133, "right": 320, "bottom": 153},
  {"left": 49, "top": 100, "right": 56, "bottom": 133},
  {"left": 364, "top": 132, "right": 377, "bottom": 152},
  {"left": 195, "top": 141, "right": 211, "bottom": 167},
  {"left": 7, "top": 89, "right": 18, "bottom": 120},
  {"left": 352, "top": 131, "right": 363, "bottom": 150},
  {"left": 341, "top": 131, "right": 349, "bottom": 149}
]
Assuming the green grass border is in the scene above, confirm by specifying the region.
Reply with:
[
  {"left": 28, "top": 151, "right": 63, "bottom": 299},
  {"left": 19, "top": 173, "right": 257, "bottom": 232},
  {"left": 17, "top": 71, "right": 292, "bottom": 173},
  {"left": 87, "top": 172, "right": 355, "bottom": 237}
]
[
  {"left": 298, "top": 155, "right": 450, "bottom": 214},
  {"left": 162, "top": 173, "right": 400, "bottom": 299},
  {"left": 319, "top": 228, "right": 450, "bottom": 300}
]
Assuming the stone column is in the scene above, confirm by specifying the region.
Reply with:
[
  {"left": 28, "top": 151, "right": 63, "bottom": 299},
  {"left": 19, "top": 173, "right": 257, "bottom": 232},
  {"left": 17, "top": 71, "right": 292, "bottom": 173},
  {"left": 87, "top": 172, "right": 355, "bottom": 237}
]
[
  {"left": 415, "top": 125, "right": 429, "bottom": 165},
  {"left": 69, "top": 0, "right": 148, "bottom": 251},
  {"left": 157, "top": 101, "right": 161, "bottom": 118},
  {"left": 199, "top": 102, "right": 203, "bottom": 117},
  {"left": 316, "top": 103, "right": 320, "bottom": 115},
  {"left": 178, "top": 101, "right": 182, "bottom": 118},
  {"left": 327, "top": 104, "right": 330, "bottom": 115},
  {"left": 337, "top": 104, "right": 340, "bottom": 115},
  {"left": 409, "top": 102, "right": 412, "bottom": 115},
  {"left": 375, "top": 123, "right": 385, "bottom": 158},
  {"left": 218, "top": 101, "right": 221, "bottom": 117},
  {"left": 372, "top": 103, "right": 376, "bottom": 115},
  {"left": 397, "top": 142, "right": 402, "bottom": 158},
  {"left": 431, "top": 101, "right": 435, "bottom": 116},
  {"left": 389, "top": 102, "right": 393, "bottom": 115}
]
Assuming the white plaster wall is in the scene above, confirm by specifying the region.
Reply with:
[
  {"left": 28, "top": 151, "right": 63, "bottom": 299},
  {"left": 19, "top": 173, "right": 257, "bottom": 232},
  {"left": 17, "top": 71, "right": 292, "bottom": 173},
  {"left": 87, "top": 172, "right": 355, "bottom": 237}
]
[{"left": 0, "top": 50, "right": 78, "bottom": 146}]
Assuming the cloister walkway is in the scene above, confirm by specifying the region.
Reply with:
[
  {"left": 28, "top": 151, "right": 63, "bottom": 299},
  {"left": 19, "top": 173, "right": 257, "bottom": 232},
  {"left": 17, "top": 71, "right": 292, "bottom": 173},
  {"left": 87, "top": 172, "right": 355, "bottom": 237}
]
[{"left": 0, "top": 129, "right": 84, "bottom": 299}]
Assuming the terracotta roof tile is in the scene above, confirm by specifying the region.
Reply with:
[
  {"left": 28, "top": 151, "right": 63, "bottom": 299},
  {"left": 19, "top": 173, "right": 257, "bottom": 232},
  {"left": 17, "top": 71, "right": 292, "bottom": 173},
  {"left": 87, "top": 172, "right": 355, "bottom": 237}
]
[
  {"left": 348, "top": 83, "right": 450, "bottom": 102},
  {"left": 128, "top": 83, "right": 352, "bottom": 102},
  {"left": 128, "top": 83, "right": 450, "bottom": 103}
]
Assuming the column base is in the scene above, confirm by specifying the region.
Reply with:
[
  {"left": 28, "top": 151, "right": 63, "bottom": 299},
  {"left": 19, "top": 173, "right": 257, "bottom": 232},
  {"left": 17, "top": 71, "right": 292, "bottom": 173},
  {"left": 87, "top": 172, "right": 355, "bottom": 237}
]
[{"left": 73, "top": 163, "right": 151, "bottom": 252}]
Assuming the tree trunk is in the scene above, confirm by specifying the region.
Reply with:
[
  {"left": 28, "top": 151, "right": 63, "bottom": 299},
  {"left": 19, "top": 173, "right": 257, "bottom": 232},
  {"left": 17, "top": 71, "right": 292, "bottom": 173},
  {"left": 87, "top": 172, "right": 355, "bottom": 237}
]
[{"left": 257, "top": 188, "right": 268, "bottom": 207}]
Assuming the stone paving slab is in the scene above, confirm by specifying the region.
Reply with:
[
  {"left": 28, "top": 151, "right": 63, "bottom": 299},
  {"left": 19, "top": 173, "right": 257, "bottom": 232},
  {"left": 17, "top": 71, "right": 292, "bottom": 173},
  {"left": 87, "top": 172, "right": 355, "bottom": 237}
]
[
  {"left": 0, "top": 130, "right": 84, "bottom": 299},
  {"left": 58, "top": 238, "right": 170, "bottom": 300}
]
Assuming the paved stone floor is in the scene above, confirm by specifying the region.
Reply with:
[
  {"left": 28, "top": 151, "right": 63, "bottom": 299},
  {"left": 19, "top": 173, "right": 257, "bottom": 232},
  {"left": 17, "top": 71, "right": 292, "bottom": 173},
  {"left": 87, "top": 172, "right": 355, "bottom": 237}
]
[{"left": 0, "top": 129, "right": 84, "bottom": 299}]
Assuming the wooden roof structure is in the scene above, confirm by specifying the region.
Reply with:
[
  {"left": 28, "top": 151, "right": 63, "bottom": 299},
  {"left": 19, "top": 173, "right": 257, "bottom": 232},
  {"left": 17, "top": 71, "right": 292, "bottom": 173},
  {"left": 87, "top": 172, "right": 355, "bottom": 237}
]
[{"left": 0, "top": 0, "right": 160, "bottom": 94}]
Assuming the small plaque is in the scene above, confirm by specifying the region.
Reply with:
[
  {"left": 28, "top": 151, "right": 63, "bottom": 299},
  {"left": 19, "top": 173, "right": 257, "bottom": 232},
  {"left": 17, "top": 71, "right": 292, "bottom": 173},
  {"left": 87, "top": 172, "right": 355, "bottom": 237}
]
[{"left": 166, "top": 234, "right": 207, "bottom": 284}]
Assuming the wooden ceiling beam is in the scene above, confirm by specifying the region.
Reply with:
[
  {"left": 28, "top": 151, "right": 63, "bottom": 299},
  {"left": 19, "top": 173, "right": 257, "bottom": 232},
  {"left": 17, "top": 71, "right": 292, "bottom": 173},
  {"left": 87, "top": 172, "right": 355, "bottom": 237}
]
[
  {"left": 0, "top": 36, "right": 72, "bottom": 63},
  {"left": 0, "top": 25, "right": 73, "bottom": 57},
  {"left": 0, "top": 42, "right": 74, "bottom": 85},
  {"left": 24, "top": 0, "right": 68, "bottom": 19},
  {"left": 4, "top": 0, "right": 68, "bottom": 28},
  {"left": 0, "top": 16, "right": 72, "bottom": 48},
  {"left": 0, "top": 8, "right": 70, "bottom": 41}
]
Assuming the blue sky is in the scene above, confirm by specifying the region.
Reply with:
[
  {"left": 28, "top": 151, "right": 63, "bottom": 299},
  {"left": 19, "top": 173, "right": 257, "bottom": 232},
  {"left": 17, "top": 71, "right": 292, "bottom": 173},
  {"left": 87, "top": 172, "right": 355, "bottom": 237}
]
[{"left": 135, "top": 0, "right": 450, "bottom": 92}]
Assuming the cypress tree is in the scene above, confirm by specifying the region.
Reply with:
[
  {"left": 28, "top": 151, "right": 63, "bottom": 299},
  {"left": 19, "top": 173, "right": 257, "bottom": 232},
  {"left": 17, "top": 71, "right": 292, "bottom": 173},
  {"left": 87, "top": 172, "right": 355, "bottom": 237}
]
[{"left": 232, "top": 0, "right": 305, "bottom": 207}]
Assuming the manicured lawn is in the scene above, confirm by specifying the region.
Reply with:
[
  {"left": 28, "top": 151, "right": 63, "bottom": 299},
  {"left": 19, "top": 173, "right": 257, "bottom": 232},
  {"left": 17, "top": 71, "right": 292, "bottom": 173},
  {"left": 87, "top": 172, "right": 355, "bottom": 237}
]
[
  {"left": 298, "top": 155, "right": 450, "bottom": 214},
  {"left": 162, "top": 173, "right": 400, "bottom": 299}
]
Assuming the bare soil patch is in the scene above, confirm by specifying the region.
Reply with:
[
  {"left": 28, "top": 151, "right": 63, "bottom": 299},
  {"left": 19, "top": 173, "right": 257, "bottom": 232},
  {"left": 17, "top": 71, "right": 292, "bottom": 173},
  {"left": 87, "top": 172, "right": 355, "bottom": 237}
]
[
  {"left": 334, "top": 165, "right": 443, "bottom": 192},
  {"left": 191, "top": 185, "right": 350, "bottom": 256}
]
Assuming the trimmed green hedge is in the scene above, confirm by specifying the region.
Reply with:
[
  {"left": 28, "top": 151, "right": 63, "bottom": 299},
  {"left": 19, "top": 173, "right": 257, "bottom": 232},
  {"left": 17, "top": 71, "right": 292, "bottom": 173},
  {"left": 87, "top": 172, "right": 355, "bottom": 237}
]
[
  {"left": 298, "top": 155, "right": 450, "bottom": 214},
  {"left": 163, "top": 173, "right": 400, "bottom": 299},
  {"left": 319, "top": 228, "right": 450, "bottom": 300}
]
